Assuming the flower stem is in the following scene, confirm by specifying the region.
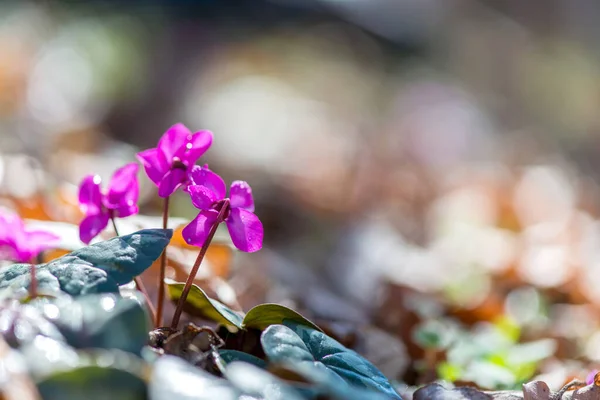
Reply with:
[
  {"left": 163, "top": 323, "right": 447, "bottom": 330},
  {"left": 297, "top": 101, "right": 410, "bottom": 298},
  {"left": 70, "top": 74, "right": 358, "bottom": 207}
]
[
  {"left": 110, "top": 214, "right": 157, "bottom": 322},
  {"left": 29, "top": 264, "right": 37, "bottom": 299},
  {"left": 155, "top": 196, "right": 169, "bottom": 328},
  {"left": 170, "top": 201, "right": 228, "bottom": 329}
]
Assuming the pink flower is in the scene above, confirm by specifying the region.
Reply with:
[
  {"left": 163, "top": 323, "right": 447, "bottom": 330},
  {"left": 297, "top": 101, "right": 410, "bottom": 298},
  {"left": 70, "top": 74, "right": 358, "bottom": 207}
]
[
  {"left": 183, "top": 165, "right": 263, "bottom": 252},
  {"left": 136, "top": 123, "right": 213, "bottom": 198},
  {"left": 78, "top": 163, "right": 140, "bottom": 244},
  {"left": 0, "top": 211, "right": 59, "bottom": 263},
  {"left": 587, "top": 370, "right": 598, "bottom": 385}
]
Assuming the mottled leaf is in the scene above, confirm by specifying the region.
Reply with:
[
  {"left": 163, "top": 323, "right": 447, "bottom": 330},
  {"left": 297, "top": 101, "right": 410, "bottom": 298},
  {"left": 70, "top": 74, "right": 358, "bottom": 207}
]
[
  {"left": 36, "top": 293, "right": 151, "bottom": 354},
  {"left": 66, "top": 229, "right": 172, "bottom": 285},
  {"left": 261, "top": 323, "right": 401, "bottom": 399}
]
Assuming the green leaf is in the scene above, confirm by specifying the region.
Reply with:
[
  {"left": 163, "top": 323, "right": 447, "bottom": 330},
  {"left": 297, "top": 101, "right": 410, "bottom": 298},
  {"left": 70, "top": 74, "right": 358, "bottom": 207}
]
[
  {"left": 261, "top": 323, "right": 401, "bottom": 399},
  {"left": 0, "top": 302, "right": 65, "bottom": 348},
  {"left": 36, "top": 293, "right": 151, "bottom": 355},
  {"left": 243, "top": 304, "right": 322, "bottom": 332},
  {"left": 166, "top": 280, "right": 244, "bottom": 329},
  {"left": 166, "top": 281, "right": 321, "bottom": 333},
  {"left": 0, "top": 264, "right": 62, "bottom": 295},
  {"left": 66, "top": 228, "right": 172, "bottom": 285},
  {"left": 282, "top": 361, "right": 394, "bottom": 400},
  {"left": 150, "top": 355, "right": 240, "bottom": 400},
  {"left": 21, "top": 337, "right": 147, "bottom": 400},
  {"left": 0, "top": 229, "right": 172, "bottom": 297},
  {"left": 44, "top": 258, "right": 120, "bottom": 295},
  {"left": 219, "top": 350, "right": 267, "bottom": 369},
  {"left": 37, "top": 365, "right": 147, "bottom": 400},
  {"left": 225, "top": 361, "right": 305, "bottom": 400}
]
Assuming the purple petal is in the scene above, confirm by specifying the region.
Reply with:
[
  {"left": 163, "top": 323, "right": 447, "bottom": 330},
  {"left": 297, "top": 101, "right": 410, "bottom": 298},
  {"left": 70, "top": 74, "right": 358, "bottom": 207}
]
[
  {"left": 158, "top": 168, "right": 188, "bottom": 198},
  {"left": 587, "top": 370, "right": 598, "bottom": 385},
  {"left": 188, "top": 165, "right": 226, "bottom": 199},
  {"left": 105, "top": 163, "right": 139, "bottom": 210},
  {"left": 158, "top": 123, "right": 192, "bottom": 162},
  {"left": 188, "top": 185, "right": 219, "bottom": 210},
  {"left": 79, "top": 212, "right": 109, "bottom": 244},
  {"left": 18, "top": 230, "right": 60, "bottom": 261},
  {"left": 78, "top": 175, "right": 103, "bottom": 215},
  {"left": 226, "top": 208, "right": 263, "bottom": 253},
  {"left": 181, "top": 210, "right": 219, "bottom": 247},
  {"left": 136, "top": 148, "right": 170, "bottom": 186},
  {"left": 229, "top": 181, "right": 255, "bottom": 212},
  {"left": 113, "top": 204, "right": 139, "bottom": 219},
  {"left": 181, "top": 130, "right": 213, "bottom": 166}
]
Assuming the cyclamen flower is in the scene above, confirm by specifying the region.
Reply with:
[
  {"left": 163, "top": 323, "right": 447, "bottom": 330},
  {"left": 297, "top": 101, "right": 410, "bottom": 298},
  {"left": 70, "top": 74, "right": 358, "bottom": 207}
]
[
  {"left": 136, "top": 123, "right": 213, "bottom": 198},
  {"left": 0, "top": 211, "right": 59, "bottom": 263},
  {"left": 183, "top": 165, "right": 263, "bottom": 252},
  {"left": 78, "top": 163, "right": 140, "bottom": 244}
]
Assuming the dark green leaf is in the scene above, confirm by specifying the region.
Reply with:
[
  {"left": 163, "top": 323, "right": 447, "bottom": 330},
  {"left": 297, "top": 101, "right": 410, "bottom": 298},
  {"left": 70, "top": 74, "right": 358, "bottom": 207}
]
[
  {"left": 36, "top": 293, "right": 151, "bottom": 354},
  {"left": 0, "top": 302, "right": 65, "bottom": 348},
  {"left": 66, "top": 229, "right": 172, "bottom": 285},
  {"left": 44, "top": 258, "right": 120, "bottom": 295},
  {"left": 219, "top": 350, "right": 267, "bottom": 368},
  {"left": 166, "top": 281, "right": 244, "bottom": 329},
  {"left": 281, "top": 361, "right": 393, "bottom": 400},
  {"left": 243, "top": 304, "right": 322, "bottom": 332},
  {"left": 150, "top": 355, "right": 240, "bottom": 400},
  {"left": 21, "top": 337, "right": 147, "bottom": 400},
  {"left": 261, "top": 323, "right": 401, "bottom": 399},
  {"left": 0, "top": 265, "right": 62, "bottom": 295}
]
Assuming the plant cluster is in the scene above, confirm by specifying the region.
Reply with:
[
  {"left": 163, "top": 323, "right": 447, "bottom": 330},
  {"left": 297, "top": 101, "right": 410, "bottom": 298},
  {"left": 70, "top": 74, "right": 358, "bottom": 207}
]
[{"left": 0, "top": 124, "right": 401, "bottom": 399}]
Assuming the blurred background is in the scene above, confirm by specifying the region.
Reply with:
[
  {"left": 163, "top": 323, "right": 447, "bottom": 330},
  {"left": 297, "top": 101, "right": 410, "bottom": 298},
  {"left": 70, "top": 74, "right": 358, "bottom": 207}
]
[{"left": 4, "top": 0, "right": 600, "bottom": 394}]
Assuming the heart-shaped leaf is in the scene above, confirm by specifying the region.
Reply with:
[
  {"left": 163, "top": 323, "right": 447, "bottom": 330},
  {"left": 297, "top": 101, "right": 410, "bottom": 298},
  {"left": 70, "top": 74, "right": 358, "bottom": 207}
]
[
  {"left": 0, "top": 229, "right": 172, "bottom": 296},
  {"left": 36, "top": 293, "right": 151, "bottom": 354},
  {"left": 243, "top": 304, "right": 322, "bottom": 332},
  {"left": 66, "top": 228, "right": 172, "bottom": 285},
  {"left": 261, "top": 323, "right": 401, "bottom": 399},
  {"left": 166, "top": 281, "right": 321, "bottom": 333},
  {"left": 219, "top": 350, "right": 267, "bottom": 369},
  {"left": 43, "top": 257, "right": 120, "bottom": 295},
  {"left": 0, "top": 302, "right": 65, "bottom": 348},
  {"left": 21, "top": 336, "right": 147, "bottom": 400},
  {"left": 166, "top": 280, "right": 244, "bottom": 328},
  {"left": 0, "top": 265, "right": 62, "bottom": 295},
  {"left": 149, "top": 355, "right": 240, "bottom": 400}
]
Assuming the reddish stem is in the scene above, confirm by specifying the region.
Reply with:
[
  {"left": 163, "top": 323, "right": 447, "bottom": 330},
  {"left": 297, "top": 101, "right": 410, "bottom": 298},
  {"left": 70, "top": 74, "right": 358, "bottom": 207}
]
[
  {"left": 155, "top": 196, "right": 169, "bottom": 328},
  {"left": 29, "top": 264, "right": 37, "bottom": 299},
  {"left": 110, "top": 214, "right": 157, "bottom": 322},
  {"left": 170, "top": 200, "right": 228, "bottom": 329}
]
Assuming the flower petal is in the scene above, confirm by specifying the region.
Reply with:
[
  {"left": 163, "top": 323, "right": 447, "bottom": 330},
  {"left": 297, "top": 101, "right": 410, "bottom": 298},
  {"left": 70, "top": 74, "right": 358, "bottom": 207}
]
[
  {"left": 113, "top": 204, "right": 139, "bottom": 219},
  {"left": 188, "top": 185, "right": 219, "bottom": 210},
  {"left": 136, "top": 148, "right": 169, "bottom": 186},
  {"left": 229, "top": 181, "right": 255, "bottom": 212},
  {"left": 226, "top": 208, "right": 263, "bottom": 252},
  {"left": 158, "top": 123, "right": 191, "bottom": 162},
  {"left": 79, "top": 212, "right": 109, "bottom": 244},
  {"left": 19, "top": 230, "right": 60, "bottom": 261},
  {"left": 181, "top": 210, "right": 219, "bottom": 247},
  {"left": 105, "top": 163, "right": 139, "bottom": 209},
  {"left": 181, "top": 130, "right": 213, "bottom": 166},
  {"left": 78, "top": 175, "right": 103, "bottom": 215},
  {"left": 188, "top": 165, "right": 226, "bottom": 199},
  {"left": 158, "top": 168, "right": 187, "bottom": 198}
]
